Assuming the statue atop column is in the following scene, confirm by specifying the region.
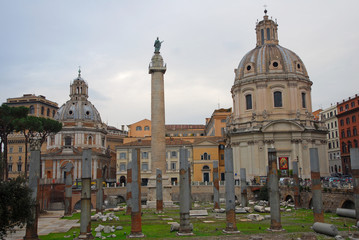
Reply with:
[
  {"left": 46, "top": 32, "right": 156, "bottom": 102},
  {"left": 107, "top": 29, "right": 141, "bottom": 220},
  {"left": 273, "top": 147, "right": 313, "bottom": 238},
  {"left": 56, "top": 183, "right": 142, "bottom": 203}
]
[{"left": 154, "top": 37, "right": 164, "bottom": 53}]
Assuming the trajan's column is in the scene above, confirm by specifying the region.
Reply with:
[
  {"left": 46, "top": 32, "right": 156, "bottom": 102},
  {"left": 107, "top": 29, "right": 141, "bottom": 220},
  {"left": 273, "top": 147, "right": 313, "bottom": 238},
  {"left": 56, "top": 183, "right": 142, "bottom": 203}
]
[{"left": 148, "top": 37, "right": 171, "bottom": 208}]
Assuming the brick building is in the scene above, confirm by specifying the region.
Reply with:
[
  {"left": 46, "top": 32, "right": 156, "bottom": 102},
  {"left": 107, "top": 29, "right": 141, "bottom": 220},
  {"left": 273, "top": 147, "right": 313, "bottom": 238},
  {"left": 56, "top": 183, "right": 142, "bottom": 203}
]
[{"left": 337, "top": 94, "right": 359, "bottom": 175}]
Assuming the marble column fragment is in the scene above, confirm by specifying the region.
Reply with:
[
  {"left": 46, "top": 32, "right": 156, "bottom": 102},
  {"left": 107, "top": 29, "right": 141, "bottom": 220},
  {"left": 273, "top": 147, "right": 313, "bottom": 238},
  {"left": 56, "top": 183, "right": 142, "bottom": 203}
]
[
  {"left": 292, "top": 161, "right": 300, "bottom": 209},
  {"left": 240, "top": 168, "right": 247, "bottom": 207},
  {"left": 268, "top": 148, "right": 283, "bottom": 231},
  {"left": 223, "top": 147, "right": 239, "bottom": 233},
  {"left": 310, "top": 148, "right": 324, "bottom": 223},
  {"left": 156, "top": 168, "right": 163, "bottom": 212},
  {"left": 129, "top": 149, "right": 144, "bottom": 238},
  {"left": 96, "top": 168, "right": 104, "bottom": 213},
  {"left": 213, "top": 160, "right": 220, "bottom": 209},
  {"left": 126, "top": 161, "right": 132, "bottom": 215},
  {"left": 24, "top": 145, "right": 41, "bottom": 240},
  {"left": 351, "top": 148, "right": 359, "bottom": 225},
  {"left": 178, "top": 148, "right": 193, "bottom": 236},
  {"left": 188, "top": 163, "right": 192, "bottom": 210},
  {"left": 64, "top": 163, "right": 74, "bottom": 216},
  {"left": 78, "top": 149, "right": 94, "bottom": 239}
]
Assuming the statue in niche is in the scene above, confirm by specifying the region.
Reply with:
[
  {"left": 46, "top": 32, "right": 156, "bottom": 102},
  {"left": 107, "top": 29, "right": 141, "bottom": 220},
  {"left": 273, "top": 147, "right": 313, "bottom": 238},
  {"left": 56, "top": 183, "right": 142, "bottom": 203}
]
[
  {"left": 262, "top": 110, "right": 268, "bottom": 119},
  {"left": 154, "top": 37, "right": 164, "bottom": 53}
]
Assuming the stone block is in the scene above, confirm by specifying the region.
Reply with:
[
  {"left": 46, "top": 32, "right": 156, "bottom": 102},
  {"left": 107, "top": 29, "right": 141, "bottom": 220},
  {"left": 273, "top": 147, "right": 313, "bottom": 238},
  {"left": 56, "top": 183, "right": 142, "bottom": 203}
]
[{"left": 189, "top": 210, "right": 208, "bottom": 216}]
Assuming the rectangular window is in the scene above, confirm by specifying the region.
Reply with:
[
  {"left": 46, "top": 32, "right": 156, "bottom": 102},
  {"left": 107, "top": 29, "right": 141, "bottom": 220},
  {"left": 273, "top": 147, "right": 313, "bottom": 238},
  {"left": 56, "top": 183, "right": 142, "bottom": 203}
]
[
  {"left": 246, "top": 94, "right": 252, "bottom": 110},
  {"left": 171, "top": 151, "right": 177, "bottom": 158},
  {"left": 9, "top": 147, "right": 13, "bottom": 153},
  {"left": 353, "top": 115, "right": 356, "bottom": 123},
  {"left": 171, "top": 162, "right": 176, "bottom": 170},
  {"left": 331, "top": 122, "right": 333, "bottom": 128},
  {"left": 301, "top": 92, "right": 306, "bottom": 108},
  {"left": 8, "top": 164, "right": 13, "bottom": 172},
  {"left": 261, "top": 29, "right": 264, "bottom": 45},
  {"left": 347, "top": 129, "right": 351, "bottom": 137},
  {"left": 346, "top": 118, "right": 350, "bottom": 124},
  {"left": 17, "top": 163, "right": 22, "bottom": 172},
  {"left": 142, "top": 152, "right": 148, "bottom": 159},
  {"left": 19, "top": 147, "right": 23, "bottom": 153},
  {"left": 274, "top": 91, "right": 282, "bottom": 107},
  {"left": 142, "top": 163, "right": 148, "bottom": 171},
  {"left": 18, "top": 156, "right": 21, "bottom": 161},
  {"left": 119, "top": 163, "right": 126, "bottom": 171},
  {"left": 335, "top": 121, "right": 337, "bottom": 127},
  {"left": 120, "top": 152, "right": 126, "bottom": 159}
]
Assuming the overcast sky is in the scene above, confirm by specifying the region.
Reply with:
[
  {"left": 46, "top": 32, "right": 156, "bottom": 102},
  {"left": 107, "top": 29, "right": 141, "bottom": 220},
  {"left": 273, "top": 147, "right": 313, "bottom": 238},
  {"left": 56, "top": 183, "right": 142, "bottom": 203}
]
[{"left": 1, "top": 1, "right": 358, "bottom": 128}]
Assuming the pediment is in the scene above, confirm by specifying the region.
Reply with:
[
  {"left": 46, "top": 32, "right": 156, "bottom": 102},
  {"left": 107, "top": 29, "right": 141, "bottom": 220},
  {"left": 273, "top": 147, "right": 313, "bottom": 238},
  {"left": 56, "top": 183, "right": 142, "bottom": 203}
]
[{"left": 262, "top": 120, "right": 304, "bottom": 133}]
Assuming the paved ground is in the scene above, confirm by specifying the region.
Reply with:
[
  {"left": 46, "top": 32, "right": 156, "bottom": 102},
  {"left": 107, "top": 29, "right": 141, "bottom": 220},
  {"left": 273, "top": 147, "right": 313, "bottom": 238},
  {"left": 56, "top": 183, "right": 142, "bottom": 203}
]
[{"left": 5, "top": 210, "right": 79, "bottom": 240}]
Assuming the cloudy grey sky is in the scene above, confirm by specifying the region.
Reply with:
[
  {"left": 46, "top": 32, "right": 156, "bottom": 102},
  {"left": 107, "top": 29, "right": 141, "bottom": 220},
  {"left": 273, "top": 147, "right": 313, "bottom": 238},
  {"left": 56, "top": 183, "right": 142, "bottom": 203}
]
[{"left": 1, "top": 1, "right": 358, "bottom": 128}]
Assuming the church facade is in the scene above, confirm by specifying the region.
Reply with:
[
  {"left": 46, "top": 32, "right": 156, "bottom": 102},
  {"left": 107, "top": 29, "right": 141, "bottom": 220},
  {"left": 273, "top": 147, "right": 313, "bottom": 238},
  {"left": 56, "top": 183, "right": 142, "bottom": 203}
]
[
  {"left": 41, "top": 71, "right": 111, "bottom": 182},
  {"left": 227, "top": 11, "right": 329, "bottom": 180}
]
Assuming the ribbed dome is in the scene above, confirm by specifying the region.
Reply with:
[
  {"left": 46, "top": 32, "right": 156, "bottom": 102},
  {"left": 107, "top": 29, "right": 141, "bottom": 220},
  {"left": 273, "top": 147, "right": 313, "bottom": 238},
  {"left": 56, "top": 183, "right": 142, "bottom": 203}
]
[
  {"left": 55, "top": 70, "right": 102, "bottom": 123},
  {"left": 235, "top": 44, "right": 309, "bottom": 82},
  {"left": 55, "top": 100, "right": 102, "bottom": 123}
]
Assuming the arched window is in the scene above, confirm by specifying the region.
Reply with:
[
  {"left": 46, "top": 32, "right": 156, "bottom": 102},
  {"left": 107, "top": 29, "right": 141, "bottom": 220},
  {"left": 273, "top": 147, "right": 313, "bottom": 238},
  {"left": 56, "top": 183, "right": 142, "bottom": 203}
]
[
  {"left": 47, "top": 108, "right": 50, "bottom": 116},
  {"left": 347, "top": 129, "right": 351, "bottom": 137},
  {"left": 52, "top": 110, "right": 55, "bottom": 117},
  {"left": 348, "top": 141, "right": 352, "bottom": 151},
  {"left": 354, "top": 140, "right": 358, "bottom": 148},
  {"left": 301, "top": 92, "right": 306, "bottom": 108},
  {"left": 266, "top": 28, "right": 270, "bottom": 40},
  {"left": 88, "top": 136, "right": 92, "bottom": 145},
  {"left": 273, "top": 91, "right": 282, "bottom": 107},
  {"left": 245, "top": 94, "right": 252, "bottom": 110},
  {"left": 261, "top": 29, "right": 264, "bottom": 45},
  {"left": 41, "top": 106, "right": 44, "bottom": 115},
  {"left": 202, "top": 165, "right": 210, "bottom": 170},
  {"left": 29, "top": 105, "right": 35, "bottom": 114}
]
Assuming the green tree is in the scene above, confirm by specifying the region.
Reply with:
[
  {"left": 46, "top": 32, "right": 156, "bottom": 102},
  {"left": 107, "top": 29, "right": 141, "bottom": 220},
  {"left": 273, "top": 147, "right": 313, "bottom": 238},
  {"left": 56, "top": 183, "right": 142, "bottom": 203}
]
[
  {"left": 13, "top": 116, "right": 42, "bottom": 178},
  {"left": 36, "top": 117, "right": 62, "bottom": 146},
  {"left": 0, "top": 104, "right": 28, "bottom": 180},
  {"left": 0, "top": 176, "right": 33, "bottom": 238}
]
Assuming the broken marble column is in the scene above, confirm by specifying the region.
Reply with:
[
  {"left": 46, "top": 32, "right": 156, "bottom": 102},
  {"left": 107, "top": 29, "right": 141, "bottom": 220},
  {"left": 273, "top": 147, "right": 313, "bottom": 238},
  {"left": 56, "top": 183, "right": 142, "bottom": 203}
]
[
  {"left": 64, "top": 162, "right": 74, "bottom": 216},
  {"left": 351, "top": 148, "right": 359, "bottom": 222},
  {"left": 268, "top": 148, "right": 283, "bottom": 231},
  {"left": 96, "top": 168, "right": 104, "bottom": 213},
  {"left": 240, "top": 168, "right": 247, "bottom": 207},
  {"left": 188, "top": 163, "right": 192, "bottom": 210},
  {"left": 178, "top": 148, "right": 193, "bottom": 236},
  {"left": 213, "top": 160, "right": 220, "bottom": 209},
  {"left": 310, "top": 148, "right": 324, "bottom": 223},
  {"left": 126, "top": 161, "right": 132, "bottom": 215},
  {"left": 156, "top": 168, "right": 163, "bottom": 212},
  {"left": 223, "top": 147, "right": 239, "bottom": 233},
  {"left": 78, "top": 149, "right": 94, "bottom": 239},
  {"left": 292, "top": 161, "right": 300, "bottom": 209},
  {"left": 24, "top": 138, "right": 41, "bottom": 240},
  {"left": 129, "top": 149, "right": 144, "bottom": 238}
]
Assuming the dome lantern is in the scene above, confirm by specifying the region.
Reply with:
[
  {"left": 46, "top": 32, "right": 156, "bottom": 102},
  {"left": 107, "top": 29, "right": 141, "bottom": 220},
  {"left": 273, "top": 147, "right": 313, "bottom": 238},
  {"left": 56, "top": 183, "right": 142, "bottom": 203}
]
[
  {"left": 255, "top": 10, "right": 279, "bottom": 47},
  {"left": 70, "top": 69, "right": 89, "bottom": 101}
]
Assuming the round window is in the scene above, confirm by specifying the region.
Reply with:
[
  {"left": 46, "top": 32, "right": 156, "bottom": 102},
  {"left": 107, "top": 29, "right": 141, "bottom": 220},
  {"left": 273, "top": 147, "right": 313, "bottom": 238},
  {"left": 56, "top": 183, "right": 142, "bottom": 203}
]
[
  {"left": 69, "top": 110, "right": 73, "bottom": 115},
  {"left": 246, "top": 65, "right": 251, "bottom": 71},
  {"left": 273, "top": 62, "right": 279, "bottom": 67}
]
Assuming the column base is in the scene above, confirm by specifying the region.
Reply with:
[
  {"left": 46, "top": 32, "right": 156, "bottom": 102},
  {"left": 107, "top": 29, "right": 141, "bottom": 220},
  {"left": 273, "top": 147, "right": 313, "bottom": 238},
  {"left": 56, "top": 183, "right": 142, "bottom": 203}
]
[
  {"left": 222, "top": 229, "right": 240, "bottom": 234},
  {"left": 128, "top": 232, "right": 145, "bottom": 238}
]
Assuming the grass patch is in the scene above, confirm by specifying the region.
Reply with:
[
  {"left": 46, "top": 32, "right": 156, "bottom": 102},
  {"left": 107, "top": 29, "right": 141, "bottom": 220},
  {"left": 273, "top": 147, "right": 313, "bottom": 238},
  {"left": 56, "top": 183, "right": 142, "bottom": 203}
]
[{"left": 40, "top": 207, "right": 358, "bottom": 239}]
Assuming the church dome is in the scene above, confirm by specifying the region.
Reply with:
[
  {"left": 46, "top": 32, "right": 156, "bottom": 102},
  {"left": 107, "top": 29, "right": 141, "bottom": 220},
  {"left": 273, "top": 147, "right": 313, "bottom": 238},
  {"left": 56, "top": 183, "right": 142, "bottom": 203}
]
[
  {"left": 55, "top": 70, "right": 102, "bottom": 123},
  {"left": 234, "top": 12, "right": 309, "bottom": 84}
]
